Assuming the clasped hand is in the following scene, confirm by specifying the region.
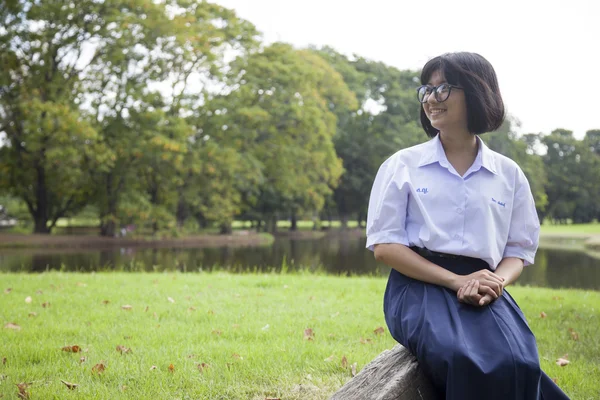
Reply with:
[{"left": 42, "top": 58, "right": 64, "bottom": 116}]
[{"left": 456, "top": 270, "right": 504, "bottom": 307}]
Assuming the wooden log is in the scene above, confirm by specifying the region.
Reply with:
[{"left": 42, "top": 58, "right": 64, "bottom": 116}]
[{"left": 330, "top": 344, "right": 438, "bottom": 400}]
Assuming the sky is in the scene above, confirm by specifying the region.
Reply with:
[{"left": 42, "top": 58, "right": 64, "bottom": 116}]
[{"left": 215, "top": 0, "right": 599, "bottom": 139}]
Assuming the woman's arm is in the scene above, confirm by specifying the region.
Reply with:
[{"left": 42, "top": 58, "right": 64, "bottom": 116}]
[
  {"left": 374, "top": 243, "right": 504, "bottom": 297},
  {"left": 494, "top": 257, "right": 524, "bottom": 286}
]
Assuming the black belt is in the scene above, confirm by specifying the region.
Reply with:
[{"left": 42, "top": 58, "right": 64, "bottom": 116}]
[{"left": 410, "top": 246, "right": 464, "bottom": 260}]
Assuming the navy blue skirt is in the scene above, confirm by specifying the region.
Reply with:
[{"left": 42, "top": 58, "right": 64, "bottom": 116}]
[{"left": 383, "top": 255, "right": 570, "bottom": 400}]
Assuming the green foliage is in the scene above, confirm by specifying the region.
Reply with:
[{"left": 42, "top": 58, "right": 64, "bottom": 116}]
[
  {"left": 314, "top": 47, "right": 423, "bottom": 224},
  {"left": 541, "top": 129, "right": 600, "bottom": 223},
  {"left": 0, "top": 2, "right": 597, "bottom": 235}
]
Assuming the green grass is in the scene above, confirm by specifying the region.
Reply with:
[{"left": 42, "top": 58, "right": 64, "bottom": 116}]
[
  {"left": 0, "top": 273, "right": 598, "bottom": 400},
  {"left": 540, "top": 222, "right": 600, "bottom": 235}
]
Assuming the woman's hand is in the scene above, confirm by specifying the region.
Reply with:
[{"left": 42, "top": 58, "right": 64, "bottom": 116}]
[
  {"left": 453, "top": 269, "right": 504, "bottom": 298},
  {"left": 457, "top": 280, "right": 500, "bottom": 306}
]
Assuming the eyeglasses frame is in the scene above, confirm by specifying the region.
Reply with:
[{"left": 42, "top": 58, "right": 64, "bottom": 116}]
[{"left": 416, "top": 83, "right": 464, "bottom": 103}]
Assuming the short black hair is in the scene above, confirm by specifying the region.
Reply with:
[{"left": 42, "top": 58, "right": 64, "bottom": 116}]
[{"left": 420, "top": 52, "right": 505, "bottom": 137}]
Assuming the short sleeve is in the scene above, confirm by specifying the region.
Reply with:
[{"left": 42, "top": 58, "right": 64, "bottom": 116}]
[
  {"left": 503, "top": 168, "right": 540, "bottom": 265},
  {"left": 365, "top": 158, "right": 409, "bottom": 252}
]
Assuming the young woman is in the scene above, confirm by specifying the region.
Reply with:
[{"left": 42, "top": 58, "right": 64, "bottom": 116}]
[{"left": 366, "top": 52, "right": 570, "bottom": 399}]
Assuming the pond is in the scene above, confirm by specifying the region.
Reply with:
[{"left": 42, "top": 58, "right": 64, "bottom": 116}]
[{"left": 0, "top": 235, "right": 599, "bottom": 290}]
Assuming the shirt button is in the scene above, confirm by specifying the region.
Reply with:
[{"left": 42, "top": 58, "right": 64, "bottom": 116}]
[{"left": 456, "top": 208, "right": 463, "bottom": 214}]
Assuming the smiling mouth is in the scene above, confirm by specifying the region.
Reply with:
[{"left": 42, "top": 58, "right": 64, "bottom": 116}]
[{"left": 429, "top": 109, "right": 446, "bottom": 116}]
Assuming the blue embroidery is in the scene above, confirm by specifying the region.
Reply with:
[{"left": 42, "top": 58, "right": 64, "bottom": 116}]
[
  {"left": 416, "top": 188, "right": 429, "bottom": 194},
  {"left": 492, "top": 198, "right": 506, "bottom": 207}
]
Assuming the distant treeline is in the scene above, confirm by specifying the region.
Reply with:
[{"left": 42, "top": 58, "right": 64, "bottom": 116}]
[{"left": 1, "top": 1, "right": 598, "bottom": 235}]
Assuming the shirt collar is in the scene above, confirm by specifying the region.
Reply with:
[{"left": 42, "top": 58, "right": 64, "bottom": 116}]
[{"left": 418, "top": 134, "right": 497, "bottom": 175}]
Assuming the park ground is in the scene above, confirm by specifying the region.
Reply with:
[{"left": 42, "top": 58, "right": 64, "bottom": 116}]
[{"left": 1, "top": 273, "right": 599, "bottom": 399}]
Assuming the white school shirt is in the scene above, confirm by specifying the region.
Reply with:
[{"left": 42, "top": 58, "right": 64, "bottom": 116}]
[{"left": 365, "top": 134, "right": 540, "bottom": 270}]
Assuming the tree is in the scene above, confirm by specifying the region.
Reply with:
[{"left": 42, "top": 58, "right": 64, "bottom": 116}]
[
  {"left": 0, "top": 0, "right": 141, "bottom": 232},
  {"left": 541, "top": 129, "right": 600, "bottom": 223},
  {"left": 315, "top": 47, "right": 423, "bottom": 227},
  {"left": 206, "top": 43, "right": 357, "bottom": 232}
]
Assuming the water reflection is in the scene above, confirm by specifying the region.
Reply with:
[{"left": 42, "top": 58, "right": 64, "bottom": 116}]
[{"left": 0, "top": 236, "right": 598, "bottom": 290}]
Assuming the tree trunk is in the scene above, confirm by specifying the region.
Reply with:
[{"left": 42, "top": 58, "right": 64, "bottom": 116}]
[
  {"left": 100, "top": 219, "right": 117, "bottom": 237},
  {"left": 100, "top": 173, "right": 118, "bottom": 237},
  {"left": 330, "top": 344, "right": 437, "bottom": 400},
  {"left": 33, "top": 216, "right": 50, "bottom": 234},
  {"left": 340, "top": 214, "right": 349, "bottom": 229},
  {"left": 176, "top": 194, "right": 189, "bottom": 229},
  {"left": 290, "top": 213, "right": 297, "bottom": 231},
  {"left": 32, "top": 165, "right": 50, "bottom": 234},
  {"left": 220, "top": 221, "right": 232, "bottom": 235}
]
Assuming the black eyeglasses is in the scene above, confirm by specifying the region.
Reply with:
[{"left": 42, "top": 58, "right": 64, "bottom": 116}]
[{"left": 417, "top": 83, "right": 463, "bottom": 103}]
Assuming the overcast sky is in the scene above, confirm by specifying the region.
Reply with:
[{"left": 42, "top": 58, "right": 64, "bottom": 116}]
[{"left": 215, "top": 0, "right": 599, "bottom": 139}]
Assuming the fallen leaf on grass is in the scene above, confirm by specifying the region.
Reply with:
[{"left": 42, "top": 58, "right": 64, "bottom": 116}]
[
  {"left": 341, "top": 355, "right": 348, "bottom": 369},
  {"left": 79, "top": 357, "right": 86, "bottom": 363},
  {"left": 28, "top": 312, "right": 37, "bottom": 317},
  {"left": 4, "top": 288, "right": 12, "bottom": 294},
  {"left": 92, "top": 363, "right": 106, "bottom": 374},
  {"left": 25, "top": 296, "right": 32, "bottom": 304},
  {"left": 351, "top": 362, "right": 358, "bottom": 377},
  {"left": 102, "top": 300, "right": 110, "bottom": 305},
  {"left": 60, "top": 380, "right": 78, "bottom": 390},
  {"left": 4, "top": 323, "right": 21, "bottom": 331},
  {"left": 116, "top": 345, "right": 131, "bottom": 354},
  {"left": 121, "top": 385, "right": 127, "bottom": 391},
  {"left": 61, "top": 345, "right": 81, "bottom": 353},
  {"left": 149, "top": 365, "right": 157, "bottom": 370},
  {"left": 552, "top": 378, "right": 559, "bottom": 384},
  {"left": 540, "top": 312, "right": 547, "bottom": 318},
  {"left": 304, "top": 328, "right": 315, "bottom": 341},
  {"left": 212, "top": 329, "right": 222, "bottom": 336},
  {"left": 568, "top": 328, "right": 579, "bottom": 341},
  {"left": 36, "top": 290, "right": 43, "bottom": 295},
  {"left": 2, "top": 357, "right": 6, "bottom": 365},
  {"left": 188, "top": 307, "right": 196, "bottom": 311},
  {"left": 168, "top": 364, "right": 175, "bottom": 373},
  {"left": 41, "top": 302, "right": 50, "bottom": 308},
  {"left": 16, "top": 382, "right": 30, "bottom": 399},
  {"left": 197, "top": 363, "right": 210, "bottom": 373},
  {"left": 373, "top": 326, "right": 385, "bottom": 335},
  {"left": 556, "top": 354, "right": 569, "bottom": 367},
  {"left": 207, "top": 310, "right": 214, "bottom": 315},
  {"left": 144, "top": 306, "right": 149, "bottom": 312},
  {"left": 76, "top": 282, "right": 87, "bottom": 287},
  {"left": 121, "top": 305, "right": 132, "bottom": 310},
  {"left": 360, "top": 338, "right": 373, "bottom": 344},
  {"left": 265, "top": 397, "right": 281, "bottom": 400},
  {"left": 232, "top": 353, "right": 243, "bottom": 360},
  {"left": 324, "top": 355, "right": 335, "bottom": 362},
  {"left": 168, "top": 297, "right": 175, "bottom": 303}
]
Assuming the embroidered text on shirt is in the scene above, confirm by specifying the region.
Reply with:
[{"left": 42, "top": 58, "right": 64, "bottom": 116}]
[
  {"left": 416, "top": 188, "right": 429, "bottom": 194},
  {"left": 491, "top": 198, "right": 506, "bottom": 207}
]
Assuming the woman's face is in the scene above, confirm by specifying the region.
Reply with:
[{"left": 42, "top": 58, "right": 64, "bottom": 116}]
[{"left": 423, "top": 70, "right": 469, "bottom": 134}]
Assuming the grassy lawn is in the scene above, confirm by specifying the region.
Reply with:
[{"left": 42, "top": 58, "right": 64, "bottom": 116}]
[
  {"left": 540, "top": 222, "right": 600, "bottom": 236},
  {"left": 1, "top": 273, "right": 598, "bottom": 400}
]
